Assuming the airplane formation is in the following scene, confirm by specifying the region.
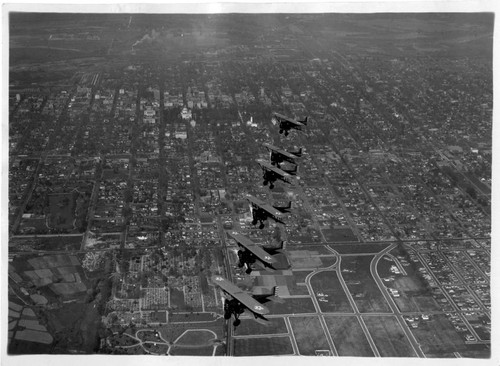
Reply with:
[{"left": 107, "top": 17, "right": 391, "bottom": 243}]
[{"left": 213, "top": 112, "right": 307, "bottom": 327}]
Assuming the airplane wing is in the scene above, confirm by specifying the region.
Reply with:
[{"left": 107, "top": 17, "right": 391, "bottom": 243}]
[
  {"left": 273, "top": 112, "right": 305, "bottom": 127},
  {"left": 263, "top": 143, "right": 299, "bottom": 160},
  {"left": 228, "top": 231, "right": 278, "bottom": 266},
  {"left": 212, "top": 275, "right": 270, "bottom": 316},
  {"left": 246, "top": 195, "right": 285, "bottom": 218},
  {"left": 256, "top": 159, "right": 293, "bottom": 180}
]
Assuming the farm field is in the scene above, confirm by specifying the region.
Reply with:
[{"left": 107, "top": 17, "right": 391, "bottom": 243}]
[{"left": 324, "top": 316, "right": 375, "bottom": 357}]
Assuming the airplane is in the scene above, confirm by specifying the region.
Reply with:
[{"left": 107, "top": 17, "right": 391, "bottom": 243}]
[
  {"left": 212, "top": 275, "right": 282, "bottom": 326},
  {"left": 246, "top": 195, "right": 291, "bottom": 229},
  {"left": 256, "top": 159, "right": 297, "bottom": 189},
  {"left": 227, "top": 231, "right": 284, "bottom": 274},
  {"left": 263, "top": 143, "right": 302, "bottom": 167},
  {"left": 272, "top": 112, "right": 308, "bottom": 136}
]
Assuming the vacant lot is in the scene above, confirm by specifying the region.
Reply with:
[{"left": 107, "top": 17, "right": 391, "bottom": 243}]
[
  {"left": 288, "top": 245, "right": 333, "bottom": 255},
  {"left": 235, "top": 317, "right": 288, "bottom": 336},
  {"left": 341, "top": 255, "right": 391, "bottom": 313},
  {"left": 292, "top": 270, "right": 312, "bottom": 284},
  {"left": 363, "top": 315, "right": 417, "bottom": 357},
  {"left": 287, "top": 251, "right": 323, "bottom": 269},
  {"left": 233, "top": 336, "right": 294, "bottom": 356},
  {"left": 170, "top": 345, "right": 214, "bottom": 356},
  {"left": 175, "top": 329, "right": 216, "bottom": 345},
  {"left": 331, "top": 243, "right": 390, "bottom": 254},
  {"left": 264, "top": 297, "right": 316, "bottom": 315},
  {"left": 321, "top": 227, "right": 358, "bottom": 242},
  {"left": 310, "top": 270, "right": 353, "bottom": 313},
  {"left": 289, "top": 316, "right": 331, "bottom": 355},
  {"left": 324, "top": 316, "right": 374, "bottom": 357},
  {"left": 409, "top": 314, "right": 467, "bottom": 355},
  {"left": 48, "top": 193, "right": 76, "bottom": 230}
]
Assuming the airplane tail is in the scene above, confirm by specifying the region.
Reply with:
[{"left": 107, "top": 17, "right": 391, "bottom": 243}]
[
  {"left": 299, "top": 116, "right": 308, "bottom": 125},
  {"left": 292, "top": 147, "right": 302, "bottom": 157},
  {"left": 284, "top": 164, "right": 298, "bottom": 175},
  {"left": 269, "top": 287, "right": 285, "bottom": 304},
  {"left": 275, "top": 201, "right": 291, "bottom": 213}
]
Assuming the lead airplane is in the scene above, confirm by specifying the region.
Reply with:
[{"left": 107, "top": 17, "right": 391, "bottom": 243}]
[
  {"left": 212, "top": 275, "right": 282, "bottom": 326},
  {"left": 256, "top": 159, "right": 297, "bottom": 189},
  {"left": 272, "top": 112, "right": 308, "bottom": 136},
  {"left": 246, "top": 195, "right": 291, "bottom": 229},
  {"left": 263, "top": 142, "right": 302, "bottom": 167},
  {"left": 227, "top": 231, "right": 284, "bottom": 274}
]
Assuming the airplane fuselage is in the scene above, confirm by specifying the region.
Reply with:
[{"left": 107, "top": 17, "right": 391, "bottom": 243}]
[{"left": 272, "top": 112, "right": 307, "bottom": 136}]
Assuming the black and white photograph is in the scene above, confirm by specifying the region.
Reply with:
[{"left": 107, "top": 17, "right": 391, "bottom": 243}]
[{"left": 2, "top": 1, "right": 497, "bottom": 364}]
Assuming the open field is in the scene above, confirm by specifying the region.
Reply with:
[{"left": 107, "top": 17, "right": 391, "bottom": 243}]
[
  {"left": 18, "top": 218, "right": 48, "bottom": 234},
  {"left": 157, "top": 319, "right": 225, "bottom": 344},
  {"left": 292, "top": 270, "right": 312, "bottom": 284},
  {"left": 324, "top": 316, "right": 374, "bottom": 357},
  {"left": 332, "top": 243, "right": 390, "bottom": 254},
  {"left": 289, "top": 245, "right": 334, "bottom": 255},
  {"left": 234, "top": 317, "right": 288, "bottom": 336},
  {"left": 14, "top": 329, "right": 53, "bottom": 344},
  {"left": 233, "top": 336, "right": 294, "bottom": 356},
  {"left": 169, "top": 312, "right": 217, "bottom": 323},
  {"left": 264, "top": 297, "right": 316, "bottom": 315},
  {"left": 175, "top": 329, "right": 216, "bottom": 345},
  {"left": 108, "top": 333, "right": 139, "bottom": 347},
  {"left": 321, "top": 227, "right": 358, "bottom": 242},
  {"left": 309, "top": 270, "right": 353, "bottom": 313},
  {"left": 8, "top": 338, "right": 53, "bottom": 354},
  {"left": 169, "top": 288, "right": 185, "bottom": 310},
  {"left": 287, "top": 251, "right": 323, "bottom": 269},
  {"left": 289, "top": 316, "right": 331, "bottom": 355},
  {"left": 10, "top": 235, "right": 83, "bottom": 252},
  {"left": 48, "top": 193, "right": 76, "bottom": 230},
  {"left": 341, "top": 255, "right": 391, "bottom": 313},
  {"left": 142, "top": 342, "right": 169, "bottom": 354},
  {"left": 46, "top": 301, "right": 101, "bottom": 353},
  {"left": 27, "top": 254, "right": 80, "bottom": 269},
  {"left": 377, "top": 259, "right": 418, "bottom": 312},
  {"left": 412, "top": 296, "right": 442, "bottom": 312},
  {"left": 287, "top": 284, "right": 310, "bottom": 296},
  {"left": 409, "top": 314, "right": 467, "bottom": 355},
  {"left": 319, "top": 256, "right": 338, "bottom": 268},
  {"left": 121, "top": 345, "right": 148, "bottom": 355},
  {"left": 170, "top": 345, "right": 214, "bottom": 356},
  {"left": 363, "top": 315, "right": 417, "bottom": 357},
  {"left": 377, "top": 255, "right": 441, "bottom": 313}
]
